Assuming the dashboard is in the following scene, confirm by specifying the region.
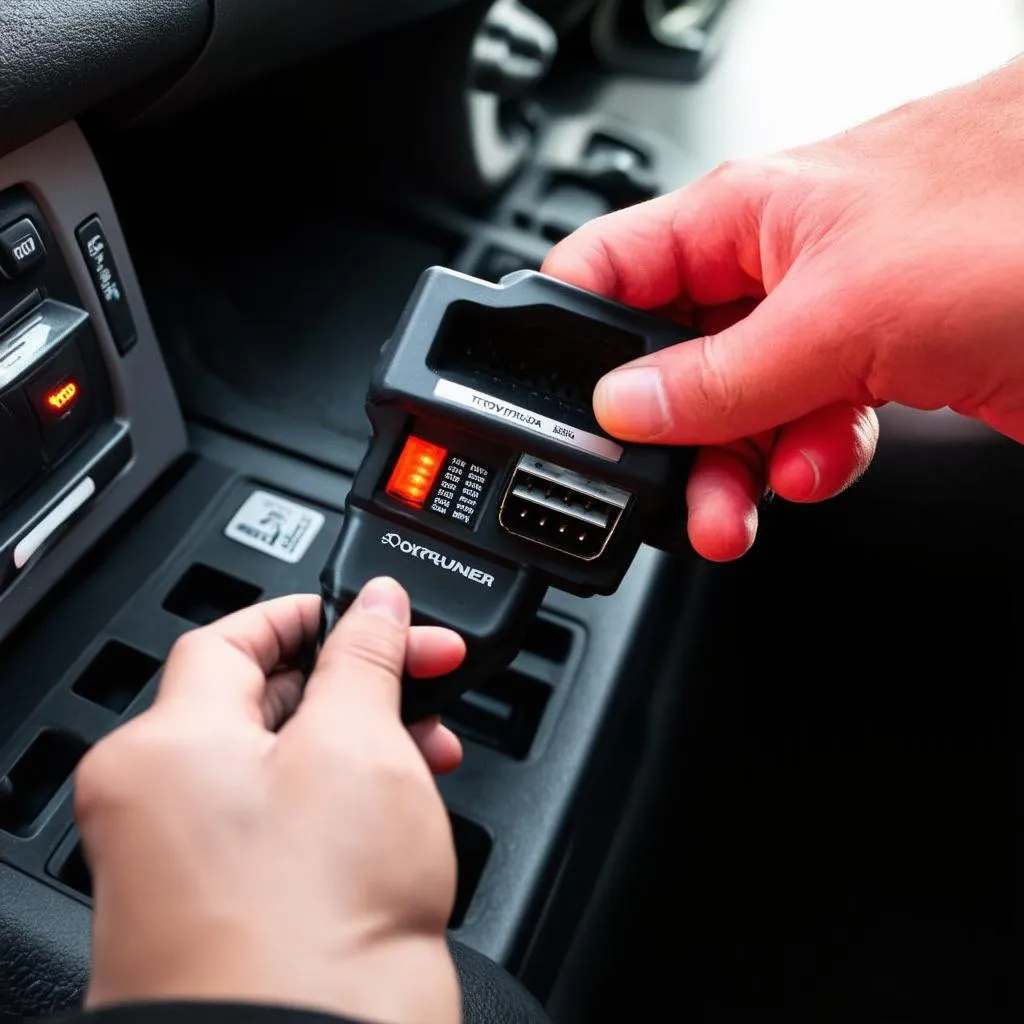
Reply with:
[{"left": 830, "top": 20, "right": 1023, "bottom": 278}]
[{"left": 0, "top": 0, "right": 470, "bottom": 157}]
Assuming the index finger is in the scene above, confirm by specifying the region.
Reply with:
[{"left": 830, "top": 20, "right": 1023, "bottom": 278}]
[
  {"left": 156, "top": 594, "right": 322, "bottom": 725},
  {"left": 541, "top": 161, "right": 770, "bottom": 309}
]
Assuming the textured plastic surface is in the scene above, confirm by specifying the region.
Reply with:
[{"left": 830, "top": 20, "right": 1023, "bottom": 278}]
[
  {"left": 0, "top": 0, "right": 208, "bottom": 158},
  {"left": 0, "top": 417, "right": 687, "bottom": 1003},
  {"left": 138, "top": 0, "right": 470, "bottom": 121},
  {"left": 150, "top": 219, "right": 458, "bottom": 474}
]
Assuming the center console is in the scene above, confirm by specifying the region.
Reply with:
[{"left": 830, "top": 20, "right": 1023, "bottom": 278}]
[{"left": 0, "top": 101, "right": 697, "bottom": 1017}]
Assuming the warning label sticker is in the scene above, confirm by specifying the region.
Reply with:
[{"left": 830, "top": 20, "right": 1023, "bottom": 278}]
[{"left": 224, "top": 490, "right": 325, "bottom": 564}]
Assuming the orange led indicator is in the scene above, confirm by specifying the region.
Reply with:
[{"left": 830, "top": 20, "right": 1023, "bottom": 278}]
[
  {"left": 386, "top": 436, "right": 447, "bottom": 508},
  {"left": 45, "top": 380, "right": 79, "bottom": 412}
]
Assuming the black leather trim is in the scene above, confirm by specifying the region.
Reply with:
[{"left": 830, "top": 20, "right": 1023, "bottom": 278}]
[
  {"left": 0, "top": 866, "right": 549, "bottom": 1024},
  {"left": 451, "top": 940, "right": 551, "bottom": 1024},
  {"left": 0, "top": 864, "right": 91, "bottom": 1022},
  {"left": 0, "top": 0, "right": 210, "bottom": 157}
]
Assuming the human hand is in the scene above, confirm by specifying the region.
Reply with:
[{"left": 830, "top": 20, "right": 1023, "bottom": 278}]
[
  {"left": 544, "top": 60, "right": 1024, "bottom": 560},
  {"left": 76, "top": 582, "right": 464, "bottom": 1024}
]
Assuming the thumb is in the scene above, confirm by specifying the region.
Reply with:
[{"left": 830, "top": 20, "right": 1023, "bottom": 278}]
[
  {"left": 593, "top": 277, "right": 865, "bottom": 445},
  {"left": 297, "top": 577, "right": 410, "bottom": 722}
]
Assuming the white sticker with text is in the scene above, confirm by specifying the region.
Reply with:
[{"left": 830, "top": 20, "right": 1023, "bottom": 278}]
[{"left": 224, "top": 491, "right": 325, "bottom": 564}]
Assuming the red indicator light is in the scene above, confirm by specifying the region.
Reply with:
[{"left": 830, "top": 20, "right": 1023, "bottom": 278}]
[
  {"left": 45, "top": 380, "right": 79, "bottom": 412},
  {"left": 386, "top": 436, "right": 447, "bottom": 508}
]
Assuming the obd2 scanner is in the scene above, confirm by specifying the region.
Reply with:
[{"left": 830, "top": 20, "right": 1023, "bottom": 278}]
[{"left": 319, "top": 268, "right": 697, "bottom": 722}]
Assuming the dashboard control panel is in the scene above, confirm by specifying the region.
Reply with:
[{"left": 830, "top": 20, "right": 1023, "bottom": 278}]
[
  {"left": 0, "top": 185, "right": 123, "bottom": 588},
  {"left": 0, "top": 217, "right": 46, "bottom": 278},
  {"left": 0, "top": 124, "right": 188, "bottom": 638},
  {"left": 0, "top": 299, "right": 111, "bottom": 507}
]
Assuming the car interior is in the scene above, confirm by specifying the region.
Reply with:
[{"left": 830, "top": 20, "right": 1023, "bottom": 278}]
[{"left": 0, "top": 1, "right": 1013, "bottom": 1021}]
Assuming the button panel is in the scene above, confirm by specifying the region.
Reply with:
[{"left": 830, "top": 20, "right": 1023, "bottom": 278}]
[
  {"left": 23, "top": 343, "right": 93, "bottom": 461},
  {"left": 0, "top": 188, "right": 116, "bottom": 525},
  {"left": 0, "top": 218, "right": 45, "bottom": 278}
]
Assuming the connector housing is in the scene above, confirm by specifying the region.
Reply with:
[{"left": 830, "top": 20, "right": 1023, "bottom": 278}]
[{"left": 499, "top": 455, "right": 631, "bottom": 560}]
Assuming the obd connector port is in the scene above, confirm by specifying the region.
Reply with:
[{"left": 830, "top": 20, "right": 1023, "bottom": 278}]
[{"left": 499, "top": 455, "right": 632, "bottom": 561}]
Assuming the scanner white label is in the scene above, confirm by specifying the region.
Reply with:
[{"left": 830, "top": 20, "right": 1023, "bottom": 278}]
[
  {"left": 433, "top": 378, "right": 624, "bottom": 462},
  {"left": 225, "top": 491, "right": 325, "bottom": 564}
]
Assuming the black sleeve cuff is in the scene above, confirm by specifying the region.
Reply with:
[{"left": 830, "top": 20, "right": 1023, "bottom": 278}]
[{"left": 49, "top": 1002, "right": 370, "bottom": 1024}]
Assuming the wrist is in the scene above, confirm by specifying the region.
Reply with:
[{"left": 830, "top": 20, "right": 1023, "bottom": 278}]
[{"left": 88, "top": 931, "right": 460, "bottom": 1024}]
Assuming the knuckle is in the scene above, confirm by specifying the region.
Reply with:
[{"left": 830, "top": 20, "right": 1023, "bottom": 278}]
[
  {"left": 851, "top": 404, "right": 880, "bottom": 461},
  {"left": 706, "top": 156, "right": 772, "bottom": 196},
  {"left": 693, "top": 335, "right": 741, "bottom": 420},
  {"left": 74, "top": 715, "right": 203, "bottom": 817},
  {"left": 372, "top": 748, "right": 423, "bottom": 793},
  {"left": 296, "top": 717, "right": 354, "bottom": 765},
  {"left": 339, "top": 624, "right": 404, "bottom": 678},
  {"left": 73, "top": 744, "right": 114, "bottom": 821},
  {"left": 708, "top": 155, "right": 752, "bottom": 183},
  {"left": 345, "top": 736, "right": 426, "bottom": 799},
  {"left": 167, "top": 628, "right": 210, "bottom": 664},
  {"left": 73, "top": 728, "right": 147, "bottom": 821}
]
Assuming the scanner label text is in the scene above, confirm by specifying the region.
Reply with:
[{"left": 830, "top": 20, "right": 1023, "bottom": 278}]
[
  {"left": 432, "top": 378, "right": 624, "bottom": 462},
  {"left": 380, "top": 531, "right": 495, "bottom": 587}
]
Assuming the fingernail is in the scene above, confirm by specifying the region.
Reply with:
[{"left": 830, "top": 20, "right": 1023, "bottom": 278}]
[
  {"left": 594, "top": 366, "right": 671, "bottom": 439},
  {"left": 358, "top": 577, "right": 407, "bottom": 624},
  {"left": 792, "top": 449, "right": 821, "bottom": 501}
]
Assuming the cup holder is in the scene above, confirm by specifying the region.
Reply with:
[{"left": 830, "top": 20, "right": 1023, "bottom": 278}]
[
  {"left": 0, "top": 730, "right": 89, "bottom": 838},
  {"left": 445, "top": 669, "right": 552, "bottom": 760},
  {"left": 522, "top": 615, "right": 573, "bottom": 663},
  {"left": 450, "top": 813, "right": 492, "bottom": 928},
  {"left": 73, "top": 640, "right": 161, "bottom": 714},
  {"left": 48, "top": 832, "right": 92, "bottom": 898},
  {"left": 163, "top": 564, "right": 262, "bottom": 626}
]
